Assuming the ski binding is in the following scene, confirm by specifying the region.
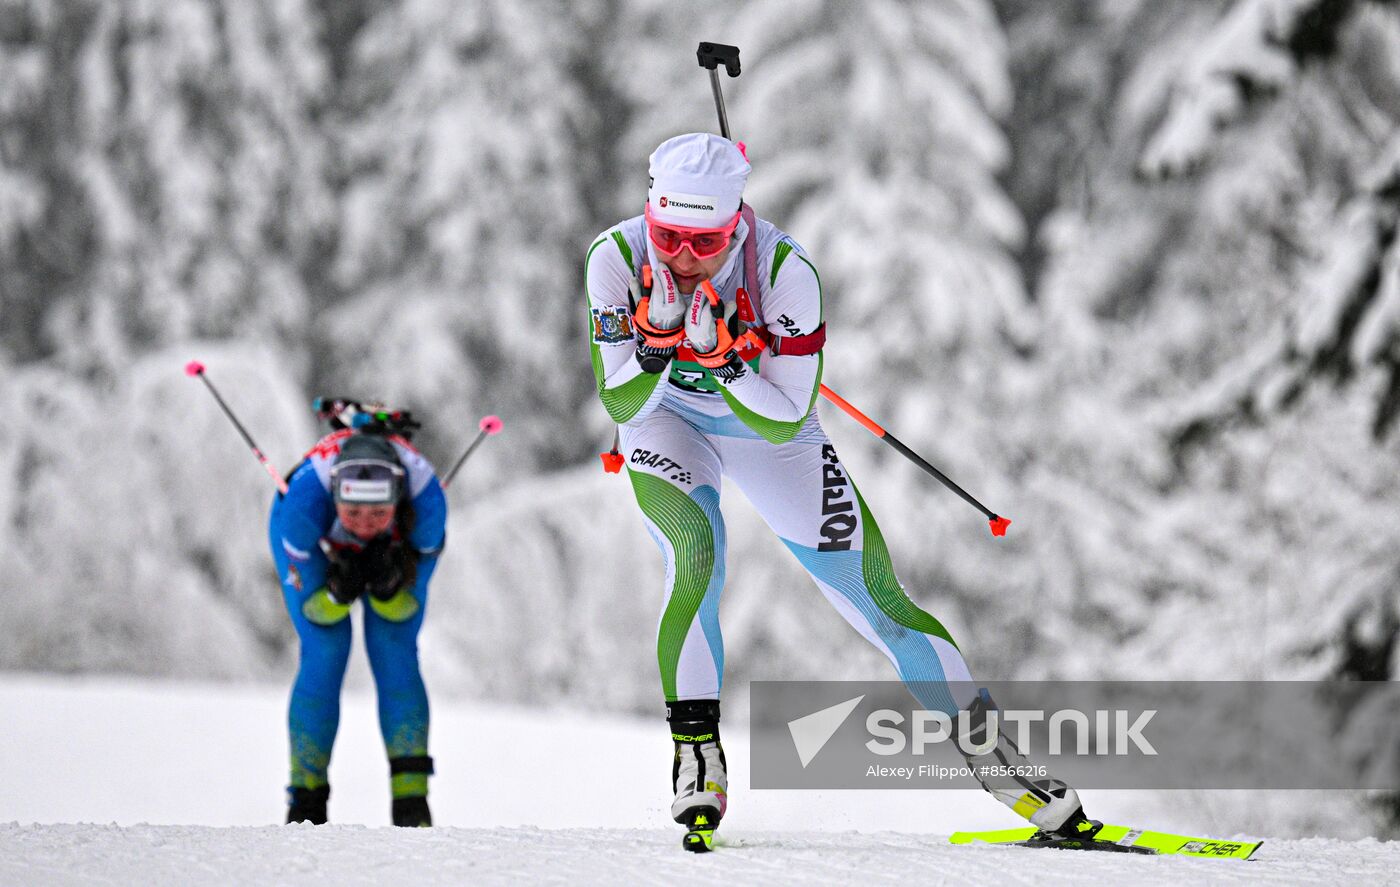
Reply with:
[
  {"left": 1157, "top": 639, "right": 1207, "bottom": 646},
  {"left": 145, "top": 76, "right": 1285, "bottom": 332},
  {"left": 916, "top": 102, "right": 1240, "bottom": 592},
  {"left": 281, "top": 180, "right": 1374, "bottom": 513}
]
[{"left": 682, "top": 807, "right": 719, "bottom": 853}]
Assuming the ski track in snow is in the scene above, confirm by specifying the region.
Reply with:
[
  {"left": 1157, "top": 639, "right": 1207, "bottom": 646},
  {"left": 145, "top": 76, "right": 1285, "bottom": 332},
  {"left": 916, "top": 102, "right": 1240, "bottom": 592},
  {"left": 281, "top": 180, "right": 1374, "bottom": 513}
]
[
  {"left": 2, "top": 824, "right": 1397, "bottom": 886},
  {"left": 2, "top": 675, "right": 1397, "bottom": 885}
]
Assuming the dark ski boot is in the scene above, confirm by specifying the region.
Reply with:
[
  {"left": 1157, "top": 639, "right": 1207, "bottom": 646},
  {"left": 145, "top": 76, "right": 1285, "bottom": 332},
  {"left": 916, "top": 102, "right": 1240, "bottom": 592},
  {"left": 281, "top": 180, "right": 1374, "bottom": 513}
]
[
  {"left": 285, "top": 785, "right": 329, "bottom": 825},
  {"left": 392, "top": 796, "right": 433, "bottom": 828},
  {"left": 390, "top": 755, "right": 434, "bottom": 827}
]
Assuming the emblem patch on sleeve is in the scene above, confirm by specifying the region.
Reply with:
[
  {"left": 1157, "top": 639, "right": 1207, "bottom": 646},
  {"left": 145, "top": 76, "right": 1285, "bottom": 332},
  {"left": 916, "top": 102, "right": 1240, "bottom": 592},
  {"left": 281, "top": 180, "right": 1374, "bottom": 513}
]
[{"left": 591, "top": 306, "right": 634, "bottom": 344}]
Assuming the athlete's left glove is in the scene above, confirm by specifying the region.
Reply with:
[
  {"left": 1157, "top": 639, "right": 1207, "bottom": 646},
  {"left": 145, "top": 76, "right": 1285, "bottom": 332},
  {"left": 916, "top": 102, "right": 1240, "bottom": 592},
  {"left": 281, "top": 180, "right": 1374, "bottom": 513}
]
[{"left": 685, "top": 281, "right": 748, "bottom": 382}]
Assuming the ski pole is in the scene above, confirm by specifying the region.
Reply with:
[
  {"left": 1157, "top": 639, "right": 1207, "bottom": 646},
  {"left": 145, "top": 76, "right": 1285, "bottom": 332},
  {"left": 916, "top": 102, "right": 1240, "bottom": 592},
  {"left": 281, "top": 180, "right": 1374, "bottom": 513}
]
[
  {"left": 443, "top": 415, "right": 504, "bottom": 488},
  {"left": 695, "top": 43, "right": 1009, "bottom": 536},
  {"left": 184, "top": 360, "right": 288, "bottom": 495},
  {"left": 593, "top": 42, "right": 739, "bottom": 477},
  {"left": 819, "top": 384, "right": 1009, "bottom": 536},
  {"left": 697, "top": 42, "right": 741, "bottom": 139}
]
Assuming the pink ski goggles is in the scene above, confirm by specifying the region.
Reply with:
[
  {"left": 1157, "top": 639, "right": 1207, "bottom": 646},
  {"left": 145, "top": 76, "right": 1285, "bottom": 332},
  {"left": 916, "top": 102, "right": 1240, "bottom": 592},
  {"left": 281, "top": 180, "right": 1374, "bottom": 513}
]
[{"left": 645, "top": 203, "right": 740, "bottom": 260}]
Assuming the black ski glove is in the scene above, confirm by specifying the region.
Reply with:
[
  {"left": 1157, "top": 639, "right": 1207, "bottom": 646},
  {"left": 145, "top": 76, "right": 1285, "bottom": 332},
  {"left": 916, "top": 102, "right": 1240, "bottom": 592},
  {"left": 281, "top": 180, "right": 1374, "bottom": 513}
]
[
  {"left": 357, "top": 536, "right": 416, "bottom": 602},
  {"left": 325, "top": 557, "right": 365, "bottom": 606}
]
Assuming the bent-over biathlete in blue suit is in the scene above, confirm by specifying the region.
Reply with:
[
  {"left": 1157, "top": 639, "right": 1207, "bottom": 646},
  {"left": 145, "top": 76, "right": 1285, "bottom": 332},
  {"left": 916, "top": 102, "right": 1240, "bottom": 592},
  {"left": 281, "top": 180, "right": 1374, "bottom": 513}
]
[{"left": 267, "top": 428, "right": 446, "bottom": 826}]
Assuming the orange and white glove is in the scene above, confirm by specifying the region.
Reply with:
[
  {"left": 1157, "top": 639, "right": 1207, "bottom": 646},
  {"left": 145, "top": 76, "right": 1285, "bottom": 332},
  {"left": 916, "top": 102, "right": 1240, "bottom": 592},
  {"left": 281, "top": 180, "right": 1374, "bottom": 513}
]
[
  {"left": 631, "top": 265, "right": 685, "bottom": 374},
  {"left": 685, "top": 281, "right": 752, "bottom": 381}
]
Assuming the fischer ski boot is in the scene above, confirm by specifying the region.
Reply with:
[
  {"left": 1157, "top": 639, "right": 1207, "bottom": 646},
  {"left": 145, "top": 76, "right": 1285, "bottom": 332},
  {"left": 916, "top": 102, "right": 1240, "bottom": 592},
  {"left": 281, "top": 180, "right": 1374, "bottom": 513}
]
[
  {"left": 960, "top": 690, "right": 1089, "bottom": 836},
  {"left": 285, "top": 785, "right": 329, "bottom": 825},
  {"left": 668, "top": 700, "right": 727, "bottom": 852},
  {"left": 389, "top": 755, "right": 434, "bottom": 827}
]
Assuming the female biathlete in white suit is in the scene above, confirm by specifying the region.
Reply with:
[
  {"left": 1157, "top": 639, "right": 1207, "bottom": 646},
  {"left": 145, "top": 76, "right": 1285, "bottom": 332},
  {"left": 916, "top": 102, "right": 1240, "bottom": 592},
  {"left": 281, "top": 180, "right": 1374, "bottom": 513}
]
[{"left": 585, "top": 133, "right": 1088, "bottom": 848}]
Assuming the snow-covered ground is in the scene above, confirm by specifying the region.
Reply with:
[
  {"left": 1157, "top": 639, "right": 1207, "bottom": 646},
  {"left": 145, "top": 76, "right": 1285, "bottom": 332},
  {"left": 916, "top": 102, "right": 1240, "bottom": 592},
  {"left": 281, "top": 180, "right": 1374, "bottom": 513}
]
[
  {"left": 12, "top": 822, "right": 1399, "bottom": 887},
  {"left": 2, "top": 674, "right": 1396, "bottom": 885}
]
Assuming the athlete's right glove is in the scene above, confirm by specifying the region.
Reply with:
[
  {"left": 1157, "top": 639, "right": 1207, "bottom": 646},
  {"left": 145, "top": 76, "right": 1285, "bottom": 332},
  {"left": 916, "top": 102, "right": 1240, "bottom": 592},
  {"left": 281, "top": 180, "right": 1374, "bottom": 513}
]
[
  {"left": 303, "top": 545, "right": 358, "bottom": 625},
  {"left": 631, "top": 266, "right": 685, "bottom": 373},
  {"left": 325, "top": 553, "right": 367, "bottom": 605}
]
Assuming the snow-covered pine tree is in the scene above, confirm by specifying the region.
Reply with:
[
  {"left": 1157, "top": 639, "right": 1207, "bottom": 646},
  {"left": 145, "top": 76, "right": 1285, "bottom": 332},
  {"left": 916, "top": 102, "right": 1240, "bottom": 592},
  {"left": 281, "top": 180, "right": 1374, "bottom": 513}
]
[
  {"left": 1125, "top": 4, "right": 1400, "bottom": 831},
  {"left": 998, "top": 0, "right": 1400, "bottom": 687},
  {"left": 0, "top": 0, "right": 329, "bottom": 675},
  {"left": 322, "top": 0, "right": 604, "bottom": 479}
]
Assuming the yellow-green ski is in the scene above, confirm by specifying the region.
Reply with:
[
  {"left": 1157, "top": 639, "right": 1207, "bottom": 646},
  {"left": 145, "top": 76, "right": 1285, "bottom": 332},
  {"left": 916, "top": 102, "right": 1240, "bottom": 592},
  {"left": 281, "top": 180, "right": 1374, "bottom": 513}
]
[{"left": 951, "top": 823, "right": 1263, "bottom": 860}]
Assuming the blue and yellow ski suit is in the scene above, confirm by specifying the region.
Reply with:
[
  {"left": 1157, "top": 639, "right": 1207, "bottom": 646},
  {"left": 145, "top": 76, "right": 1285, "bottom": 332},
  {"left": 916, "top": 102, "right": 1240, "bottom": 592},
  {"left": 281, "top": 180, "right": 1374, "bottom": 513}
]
[{"left": 267, "top": 429, "right": 447, "bottom": 797}]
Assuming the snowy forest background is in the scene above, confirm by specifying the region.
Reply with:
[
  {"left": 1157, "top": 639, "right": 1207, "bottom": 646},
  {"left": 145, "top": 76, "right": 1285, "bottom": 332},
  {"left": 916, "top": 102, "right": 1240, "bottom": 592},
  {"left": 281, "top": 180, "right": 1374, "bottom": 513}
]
[{"left": 3, "top": 0, "right": 1400, "bottom": 830}]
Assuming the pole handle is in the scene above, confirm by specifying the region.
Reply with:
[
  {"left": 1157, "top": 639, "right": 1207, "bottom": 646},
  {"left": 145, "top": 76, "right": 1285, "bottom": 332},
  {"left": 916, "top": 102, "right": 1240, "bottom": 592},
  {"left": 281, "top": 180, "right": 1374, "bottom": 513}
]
[
  {"left": 698, "top": 42, "right": 741, "bottom": 140},
  {"left": 696, "top": 43, "right": 741, "bottom": 76}
]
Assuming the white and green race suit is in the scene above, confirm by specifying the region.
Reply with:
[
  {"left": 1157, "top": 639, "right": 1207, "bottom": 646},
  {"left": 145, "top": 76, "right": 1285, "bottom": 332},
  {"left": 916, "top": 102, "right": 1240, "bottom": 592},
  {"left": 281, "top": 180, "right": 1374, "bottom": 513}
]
[{"left": 586, "top": 212, "right": 976, "bottom": 716}]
